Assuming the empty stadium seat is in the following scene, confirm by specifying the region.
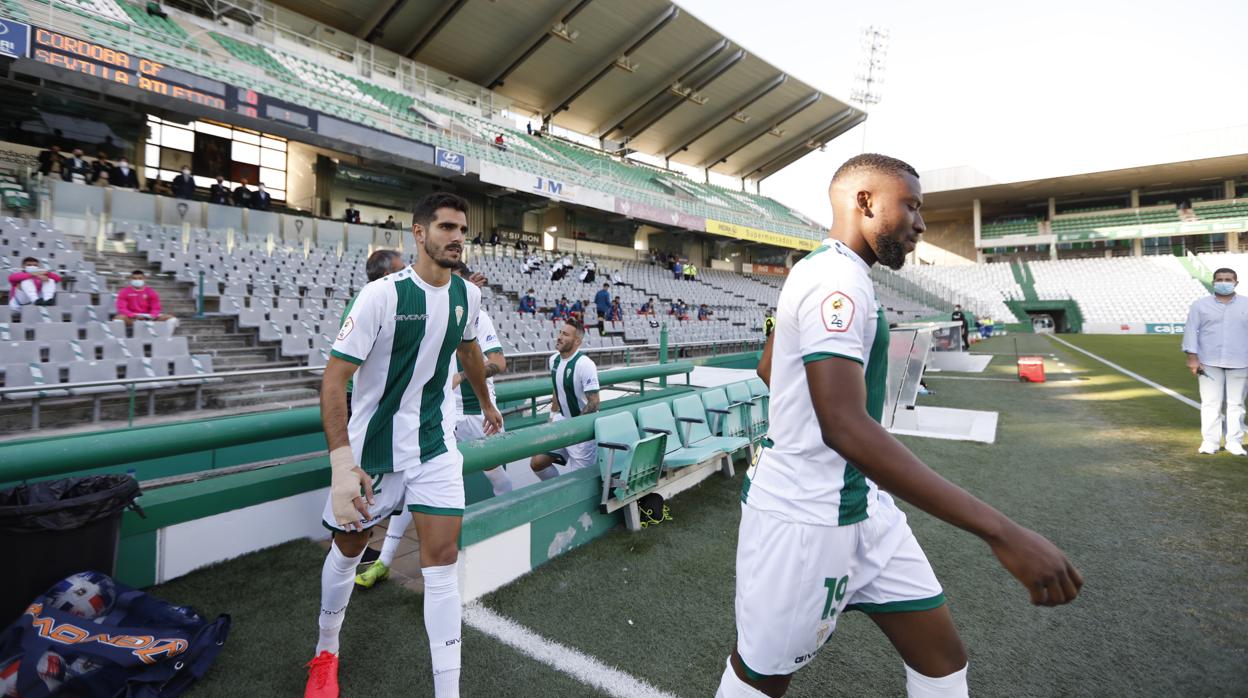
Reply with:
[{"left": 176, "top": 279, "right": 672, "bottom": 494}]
[
  {"left": 671, "top": 395, "right": 750, "bottom": 456},
  {"left": 636, "top": 402, "right": 725, "bottom": 469},
  {"left": 593, "top": 412, "right": 666, "bottom": 505},
  {"left": 2, "top": 362, "right": 68, "bottom": 400}
]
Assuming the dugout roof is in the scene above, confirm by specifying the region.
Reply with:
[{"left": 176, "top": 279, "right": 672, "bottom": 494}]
[{"left": 268, "top": 0, "right": 865, "bottom": 180}]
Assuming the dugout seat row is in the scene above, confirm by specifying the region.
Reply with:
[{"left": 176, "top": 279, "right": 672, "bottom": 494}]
[{"left": 591, "top": 380, "right": 770, "bottom": 527}]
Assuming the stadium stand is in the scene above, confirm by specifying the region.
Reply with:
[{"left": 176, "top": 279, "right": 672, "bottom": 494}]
[
  {"left": 893, "top": 262, "right": 1021, "bottom": 322},
  {"left": 12, "top": 0, "right": 825, "bottom": 241},
  {"left": 1027, "top": 256, "right": 1204, "bottom": 323},
  {"left": 981, "top": 217, "right": 1041, "bottom": 239},
  {"left": 1050, "top": 205, "right": 1180, "bottom": 235}
]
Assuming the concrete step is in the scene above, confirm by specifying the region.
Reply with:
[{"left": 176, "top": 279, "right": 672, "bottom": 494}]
[
  {"left": 217, "top": 360, "right": 305, "bottom": 372},
  {"left": 206, "top": 376, "right": 319, "bottom": 393},
  {"left": 218, "top": 387, "right": 319, "bottom": 408},
  {"left": 210, "top": 353, "right": 275, "bottom": 368},
  {"left": 188, "top": 333, "right": 255, "bottom": 349}
]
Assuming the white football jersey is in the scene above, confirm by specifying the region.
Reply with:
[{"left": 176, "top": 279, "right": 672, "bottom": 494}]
[
  {"left": 332, "top": 266, "right": 479, "bottom": 474},
  {"left": 549, "top": 351, "right": 600, "bottom": 418},
  {"left": 455, "top": 308, "right": 503, "bottom": 416},
  {"left": 743, "top": 238, "right": 890, "bottom": 527}
]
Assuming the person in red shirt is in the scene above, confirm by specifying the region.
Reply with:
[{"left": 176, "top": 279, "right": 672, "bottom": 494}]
[
  {"left": 115, "top": 270, "right": 176, "bottom": 325},
  {"left": 8, "top": 257, "right": 61, "bottom": 311}
]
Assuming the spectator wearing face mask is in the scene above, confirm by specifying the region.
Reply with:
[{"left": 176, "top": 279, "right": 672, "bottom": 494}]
[
  {"left": 61, "top": 149, "right": 91, "bottom": 184},
  {"left": 209, "top": 176, "right": 230, "bottom": 205},
  {"left": 115, "top": 270, "right": 176, "bottom": 326},
  {"left": 8, "top": 257, "right": 61, "bottom": 311},
  {"left": 250, "top": 182, "right": 272, "bottom": 211},
  {"left": 171, "top": 167, "right": 196, "bottom": 199},
  {"left": 110, "top": 158, "right": 139, "bottom": 189}
]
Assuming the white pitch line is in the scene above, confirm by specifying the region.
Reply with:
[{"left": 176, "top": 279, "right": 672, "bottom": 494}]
[
  {"left": 464, "top": 604, "right": 679, "bottom": 698},
  {"left": 1047, "top": 335, "right": 1199, "bottom": 410}
]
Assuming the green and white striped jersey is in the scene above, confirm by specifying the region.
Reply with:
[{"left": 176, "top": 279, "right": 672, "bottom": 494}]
[
  {"left": 455, "top": 308, "right": 502, "bottom": 416},
  {"left": 743, "top": 238, "right": 889, "bottom": 527},
  {"left": 549, "top": 351, "right": 599, "bottom": 419},
  {"left": 331, "top": 266, "right": 480, "bottom": 475}
]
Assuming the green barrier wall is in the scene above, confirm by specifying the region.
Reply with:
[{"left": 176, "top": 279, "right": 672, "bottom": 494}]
[{"left": 0, "top": 361, "right": 695, "bottom": 486}]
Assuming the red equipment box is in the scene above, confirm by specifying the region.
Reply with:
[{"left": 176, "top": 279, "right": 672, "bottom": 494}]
[{"left": 1017, "top": 356, "right": 1046, "bottom": 382}]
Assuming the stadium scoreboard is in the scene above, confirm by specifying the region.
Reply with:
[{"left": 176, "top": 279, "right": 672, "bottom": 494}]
[{"left": 32, "top": 28, "right": 227, "bottom": 110}]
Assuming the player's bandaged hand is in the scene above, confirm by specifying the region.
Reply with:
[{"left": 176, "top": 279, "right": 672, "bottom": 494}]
[{"left": 330, "top": 446, "right": 374, "bottom": 530}]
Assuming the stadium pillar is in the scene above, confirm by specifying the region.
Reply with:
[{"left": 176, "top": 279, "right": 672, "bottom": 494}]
[
  {"left": 1226, "top": 180, "right": 1237, "bottom": 199},
  {"left": 1228, "top": 233, "right": 1238, "bottom": 253},
  {"left": 1132, "top": 238, "right": 1143, "bottom": 256},
  {"left": 1048, "top": 197, "right": 1056, "bottom": 220},
  {"left": 972, "top": 198, "right": 985, "bottom": 263},
  {"left": 1130, "top": 189, "right": 1140, "bottom": 208}
]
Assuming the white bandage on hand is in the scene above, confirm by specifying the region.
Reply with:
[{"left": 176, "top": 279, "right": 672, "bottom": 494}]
[{"left": 330, "top": 446, "right": 368, "bottom": 527}]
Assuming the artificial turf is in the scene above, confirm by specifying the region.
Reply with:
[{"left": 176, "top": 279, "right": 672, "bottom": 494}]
[{"left": 160, "top": 334, "right": 1247, "bottom": 696}]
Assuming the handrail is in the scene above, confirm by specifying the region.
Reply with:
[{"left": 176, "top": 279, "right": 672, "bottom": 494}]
[
  {"left": 0, "top": 360, "right": 695, "bottom": 479},
  {"left": 0, "top": 336, "right": 759, "bottom": 398}
]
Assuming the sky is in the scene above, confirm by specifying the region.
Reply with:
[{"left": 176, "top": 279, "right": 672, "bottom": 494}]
[{"left": 677, "top": 0, "right": 1248, "bottom": 227}]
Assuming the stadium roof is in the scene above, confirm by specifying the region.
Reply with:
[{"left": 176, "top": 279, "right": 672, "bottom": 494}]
[
  {"left": 268, "top": 0, "right": 865, "bottom": 180},
  {"left": 922, "top": 154, "right": 1248, "bottom": 214}
]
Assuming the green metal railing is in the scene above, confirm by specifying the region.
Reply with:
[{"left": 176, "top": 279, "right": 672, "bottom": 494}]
[{"left": 0, "top": 361, "right": 694, "bottom": 483}]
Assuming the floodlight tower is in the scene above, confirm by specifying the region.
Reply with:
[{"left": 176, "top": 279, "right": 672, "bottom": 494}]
[{"left": 850, "top": 26, "right": 889, "bottom": 152}]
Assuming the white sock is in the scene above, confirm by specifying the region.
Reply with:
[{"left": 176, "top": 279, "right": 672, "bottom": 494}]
[
  {"left": 715, "top": 657, "right": 769, "bottom": 697},
  {"left": 316, "top": 543, "right": 364, "bottom": 655},
  {"left": 422, "top": 563, "right": 462, "bottom": 698},
  {"left": 378, "top": 509, "right": 411, "bottom": 567},
  {"left": 483, "top": 466, "right": 514, "bottom": 495},
  {"left": 534, "top": 465, "right": 559, "bottom": 481},
  {"left": 904, "top": 662, "right": 969, "bottom": 698}
]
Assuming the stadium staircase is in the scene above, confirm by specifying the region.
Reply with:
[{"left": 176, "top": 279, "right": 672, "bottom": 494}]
[
  {"left": 1010, "top": 260, "right": 1039, "bottom": 301},
  {"left": 85, "top": 244, "right": 321, "bottom": 407},
  {"left": 1177, "top": 253, "right": 1214, "bottom": 292}
]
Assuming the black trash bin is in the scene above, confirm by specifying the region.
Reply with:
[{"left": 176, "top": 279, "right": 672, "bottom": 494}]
[{"left": 0, "top": 474, "right": 143, "bottom": 625}]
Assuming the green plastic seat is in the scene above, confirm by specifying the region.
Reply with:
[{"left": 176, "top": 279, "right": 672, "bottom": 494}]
[
  {"left": 700, "top": 387, "right": 750, "bottom": 440},
  {"left": 746, "top": 378, "right": 770, "bottom": 430},
  {"left": 726, "top": 382, "right": 765, "bottom": 439},
  {"left": 672, "top": 395, "right": 749, "bottom": 455},
  {"left": 636, "top": 403, "right": 723, "bottom": 469},
  {"left": 594, "top": 412, "right": 665, "bottom": 503}
]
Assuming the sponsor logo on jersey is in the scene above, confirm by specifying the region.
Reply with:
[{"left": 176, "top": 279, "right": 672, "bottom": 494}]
[
  {"left": 820, "top": 291, "right": 855, "bottom": 333},
  {"left": 337, "top": 317, "right": 354, "bottom": 341},
  {"left": 395, "top": 313, "right": 429, "bottom": 321}
]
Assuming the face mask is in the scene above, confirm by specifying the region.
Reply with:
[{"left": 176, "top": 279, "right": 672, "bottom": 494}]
[
  {"left": 182, "top": 169, "right": 190, "bottom": 176},
  {"left": 131, "top": 279, "right": 145, "bottom": 288},
  {"left": 24, "top": 265, "right": 40, "bottom": 273},
  {"left": 1214, "top": 281, "right": 1236, "bottom": 295}
]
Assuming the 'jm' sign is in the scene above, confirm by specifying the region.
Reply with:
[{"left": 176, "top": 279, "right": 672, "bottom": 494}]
[{"left": 533, "top": 176, "right": 565, "bottom": 197}]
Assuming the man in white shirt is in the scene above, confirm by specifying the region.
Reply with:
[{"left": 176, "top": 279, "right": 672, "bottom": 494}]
[
  {"left": 718, "top": 154, "right": 1082, "bottom": 698},
  {"left": 530, "top": 318, "right": 600, "bottom": 480},
  {"left": 355, "top": 263, "right": 513, "bottom": 589},
  {"left": 306, "top": 192, "right": 501, "bottom": 698},
  {"left": 1182, "top": 267, "right": 1248, "bottom": 454}
]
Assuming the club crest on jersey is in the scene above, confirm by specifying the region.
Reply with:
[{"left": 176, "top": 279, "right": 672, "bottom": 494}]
[
  {"left": 337, "top": 317, "right": 354, "bottom": 341},
  {"left": 820, "top": 291, "right": 855, "bottom": 332},
  {"left": 455, "top": 305, "right": 464, "bottom": 324}
]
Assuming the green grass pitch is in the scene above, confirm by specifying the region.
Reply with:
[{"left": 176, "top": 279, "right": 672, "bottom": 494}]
[{"left": 155, "top": 334, "right": 1248, "bottom": 696}]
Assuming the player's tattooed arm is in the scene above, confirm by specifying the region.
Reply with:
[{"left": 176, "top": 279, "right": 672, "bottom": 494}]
[
  {"left": 757, "top": 332, "right": 775, "bottom": 387},
  {"left": 582, "top": 390, "right": 600, "bottom": 414},
  {"left": 805, "top": 356, "right": 1084, "bottom": 607},
  {"left": 483, "top": 350, "right": 506, "bottom": 379}
]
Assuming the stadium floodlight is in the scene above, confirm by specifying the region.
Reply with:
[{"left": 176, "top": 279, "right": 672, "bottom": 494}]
[{"left": 850, "top": 26, "right": 889, "bottom": 151}]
